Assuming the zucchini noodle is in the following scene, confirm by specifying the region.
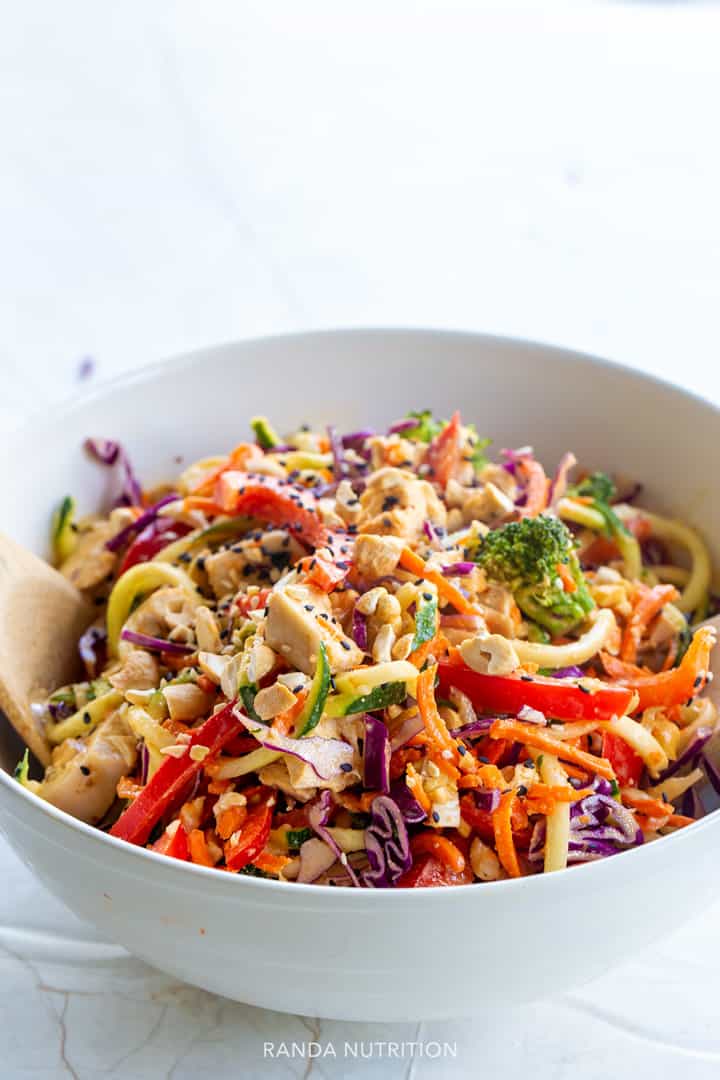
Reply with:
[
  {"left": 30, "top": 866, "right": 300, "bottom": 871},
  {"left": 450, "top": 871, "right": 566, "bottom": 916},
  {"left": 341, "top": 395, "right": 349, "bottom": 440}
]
[
  {"left": 538, "top": 754, "right": 570, "bottom": 873},
  {"left": 556, "top": 496, "right": 642, "bottom": 581},
  {"left": 512, "top": 608, "right": 616, "bottom": 668},
  {"left": 615, "top": 505, "right": 711, "bottom": 618}
]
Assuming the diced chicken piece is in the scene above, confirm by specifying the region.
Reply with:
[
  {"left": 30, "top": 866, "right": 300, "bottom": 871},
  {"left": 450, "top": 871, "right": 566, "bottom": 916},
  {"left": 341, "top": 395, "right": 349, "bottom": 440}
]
[
  {"left": 59, "top": 519, "right": 118, "bottom": 590},
  {"left": 265, "top": 584, "right": 363, "bottom": 675},
  {"left": 459, "top": 633, "right": 520, "bottom": 676},
  {"left": 195, "top": 606, "right": 222, "bottom": 653},
  {"left": 367, "top": 435, "right": 422, "bottom": 471},
  {"left": 462, "top": 483, "right": 515, "bottom": 526},
  {"left": 107, "top": 649, "right": 159, "bottom": 691},
  {"left": 38, "top": 711, "right": 137, "bottom": 824},
  {"left": 478, "top": 582, "right": 519, "bottom": 638},
  {"left": 162, "top": 683, "right": 216, "bottom": 721},
  {"left": 478, "top": 463, "right": 518, "bottom": 500},
  {"left": 357, "top": 467, "right": 446, "bottom": 540},
  {"left": 254, "top": 682, "right": 297, "bottom": 721},
  {"left": 334, "top": 479, "right": 363, "bottom": 526},
  {"left": 353, "top": 533, "right": 405, "bottom": 580},
  {"left": 285, "top": 750, "right": 361, "bottom": 794},
  {"left": 204, "top": 530, "right": 300, "bottom": 598},
  {"left": 131, "top": 586, "right": 200, "bottom": 640}
]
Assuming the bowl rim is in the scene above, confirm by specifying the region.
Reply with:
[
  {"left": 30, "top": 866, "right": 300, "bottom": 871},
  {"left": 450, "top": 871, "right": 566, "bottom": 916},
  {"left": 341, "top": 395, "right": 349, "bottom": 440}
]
[{"left": 2, "top": 325, "right": 718, "bottom": 899}]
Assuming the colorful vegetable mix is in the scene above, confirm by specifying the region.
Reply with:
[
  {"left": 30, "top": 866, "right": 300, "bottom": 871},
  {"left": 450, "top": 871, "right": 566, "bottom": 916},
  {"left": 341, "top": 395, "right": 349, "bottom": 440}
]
[{"left": 21, "top": 409, "right": 719, "bottom": 887}]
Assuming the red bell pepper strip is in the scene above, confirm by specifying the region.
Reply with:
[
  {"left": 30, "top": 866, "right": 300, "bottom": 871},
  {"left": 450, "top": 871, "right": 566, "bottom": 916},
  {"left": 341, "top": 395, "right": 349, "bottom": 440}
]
[
  {"left": 118, "top": 519, "right": 192, "bottom": 574},
  {"left": 110, "top": 702, "right": 242, "bottom": 846},
  {"left": 437, "top": 662, "right": 635, "bottom": 723},
  {"left": 214, "top": 472, "right": 330, "bottom": 548},
  {"left": 425, "top": 411, "right": 462, "bottom": 489},
  {"left": 150, "top": 820, "right": 190, "bottom": 861},
  {"left": 223, "top": 787, "right": 276, "bottom": 871},
  {"left": 600, "top": 625, "right": 715, "bottom": 712},
  {"left": 601, "top": 732, "right": 643, "bottom": 788}
]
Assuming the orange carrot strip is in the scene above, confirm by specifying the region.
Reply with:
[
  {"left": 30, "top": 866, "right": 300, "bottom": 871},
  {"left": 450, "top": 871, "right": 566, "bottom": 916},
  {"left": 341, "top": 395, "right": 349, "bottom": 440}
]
[
  {"left": 399, "top": 547, "right": 481, "bottom": 617},
  {"left": 409, "top": 632, "right": 450, "bottom": 669},
  {"left": 493, "top": 790, "right": 522, "bottom": 878},
  {"left": 489, "top": 718, "right": 615, "bottom": 779},
  {"left": 270, "top": 689, "right": 308, "bottom": 736},
  {"left": 253, "top": 850, "right": 291, "bottom": 875},
  {"left": 188, "top": 828, "right": 216, "bottom": 867},
  {"left": 416, "top": 665, "right": 460, "bottom": 764},
  {"left": 666, "top": 814, "right": 695, "bottom": 828},
  {"left": 621, "top": 788, "right": 674, "bottom": 817},
  {"left": 621, "top": 583, "right": 679, "bottom": 662},
  {"left": 191, "top": 442, "right": 258, "bottom": 496},
  {"left": 183, "top": 495, "right": 226, "bottom": 515},
  {"left": 556, "top": 562, "right": 578, "bottom": 594},
  {"left": 405, "top": 762, "right": 432, "bottom": 813},
  {"left": 527, "top": 783, "right": 594, "bottom": 803},
  {"left": 216, "top": 805, "right": 248, "bottom": 841},
  {"left": 410, "top": 833, "right": 466, "bottom": 873}
]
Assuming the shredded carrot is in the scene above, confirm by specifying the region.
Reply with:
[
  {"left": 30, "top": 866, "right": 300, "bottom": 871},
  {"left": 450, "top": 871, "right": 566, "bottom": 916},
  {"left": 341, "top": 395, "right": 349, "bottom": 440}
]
[
  {"left": 621, "top": 583, "right": 678, "bottom": 662},
  {"left": 490, "top": 718, "right": 615, "bottom": 779},
  {"left": 188, "top": 828, "right": 216, "bottom": 867},
  {"left": 527, "top": 783, "right": 594, "bottom": 803},
  {"left": 427, "top": 750, "right": 461, "bottom": 781},
  {"left": 271, "top": 689, "right": 308, "bottom": 736},
  {"left": 416, "top": 665, "right": 460, "bottom": 764},
  {"left": 408, "top": 631, "right": 450, "bottom": 669},
  {"left": 182, "top": 495, "right": 226, "bottom": 515},
  {"left": 399, "top": 548, "right": 481, "bottom": 616},
  {"left": 621, "top": 788, "right": 674, "bottom": 817},
  {"left": 191, "top": 442, "right": 258, "bottom": 496},
  {"left": 405, "top": 762, "right": 432, "bottom": 813},
  {"left": 253, "top": 850, "right": 291, "bottom": 875},
  {"left": 335, "top": 790, "right": 383, "bottom": 813},
  {"left": 493, "top": 790, "right": 522, "bottom": 877},
  {"left": 196, "top": 673, "right": 217, "bottom": 694},
  {"left": 216, "top": 804, "right": 248, "bottom": 840},
  {"left": 410, "top": 833, "right": 466, "bottom": 872},
  {"left": 556, "top": 562, "right": 577, "bottom": 593},
  {"left": 666, "top": 814, "right": 695, "bottom": 829},
  {"left": 116, "top": 776, "right": 144, "bottom": 801}
]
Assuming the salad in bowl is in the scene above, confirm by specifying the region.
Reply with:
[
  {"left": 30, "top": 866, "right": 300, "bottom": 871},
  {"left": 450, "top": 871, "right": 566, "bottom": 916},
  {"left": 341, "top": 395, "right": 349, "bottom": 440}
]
[{"left": 20, "top": 409, "right": 719, "bottom": 888}]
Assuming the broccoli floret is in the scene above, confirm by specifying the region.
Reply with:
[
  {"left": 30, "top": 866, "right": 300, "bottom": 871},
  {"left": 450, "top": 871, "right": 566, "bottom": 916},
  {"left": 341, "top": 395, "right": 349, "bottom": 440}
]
[
  {"left": 568, "top": 472, "right": 625, "bottom": 535},
  {"left": 473, "top": 515, "right": 595, "bottom": 636},
  {"left": 403, "top": 409, "right": 445, "bottom": 443}
]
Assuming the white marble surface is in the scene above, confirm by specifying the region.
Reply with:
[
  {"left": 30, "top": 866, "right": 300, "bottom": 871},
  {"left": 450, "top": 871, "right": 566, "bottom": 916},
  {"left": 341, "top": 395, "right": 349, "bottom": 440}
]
[{"left": 2, "top": 1, "right": 720, "bottom": 1076}]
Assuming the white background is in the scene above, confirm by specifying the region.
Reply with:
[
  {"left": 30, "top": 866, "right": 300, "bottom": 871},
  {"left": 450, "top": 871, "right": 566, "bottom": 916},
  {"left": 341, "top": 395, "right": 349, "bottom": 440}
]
[{"left": 2, "top": 1, "right": 720, "bottom": 1076}]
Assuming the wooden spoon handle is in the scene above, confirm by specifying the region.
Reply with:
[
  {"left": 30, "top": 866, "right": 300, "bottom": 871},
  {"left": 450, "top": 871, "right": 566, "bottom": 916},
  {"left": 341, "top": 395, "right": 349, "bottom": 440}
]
[{"left": 0, "top": 533, "right": 94, "bottom": 766}]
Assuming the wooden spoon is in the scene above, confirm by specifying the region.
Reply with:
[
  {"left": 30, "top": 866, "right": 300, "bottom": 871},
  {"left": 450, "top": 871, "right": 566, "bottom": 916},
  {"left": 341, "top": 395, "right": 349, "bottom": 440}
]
[{"left": 0, "top": 533, "right": 93, "bottom": 767}]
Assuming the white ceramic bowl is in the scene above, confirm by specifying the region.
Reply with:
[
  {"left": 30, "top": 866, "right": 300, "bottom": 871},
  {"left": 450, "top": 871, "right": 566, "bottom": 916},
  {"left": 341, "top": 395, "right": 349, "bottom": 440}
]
[{"left": 2, "top": 330, "right": 719, "bottom": 1022}]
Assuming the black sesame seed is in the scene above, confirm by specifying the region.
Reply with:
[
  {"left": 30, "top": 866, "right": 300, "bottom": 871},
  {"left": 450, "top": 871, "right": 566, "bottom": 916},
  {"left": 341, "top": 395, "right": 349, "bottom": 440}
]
[
  {"left": 578, "top": 684, "right": 591, "bottom": 695},
  {"left": 478, "top": 755, "right": 490, "bottom": 764},
  {"left": 517, "top": 785, "right": 528, "bottom": 797},
  {"left": 195, "top": 557, "right": 206, "bottom": 572},
  {"left": 83, "top": 712, "right": 91, "bottom": 724},
  {"left": 694, "top": 675, "right": 703, "bottom": 688},
  {"left": 520, "top": 674, "right": 533, "bottom": 683},
  {"left": 422, "top": 592, "right": 432, "bottom": 602},
  {"left": 432, "top": 811, "right": 440, "bottom": 823},
  {"left": 458, "top": 744, "right": 467, "bottom": 756},
  {"left": 340, "top": 762, "right": 353, "bottom": 773},
  {"left": 340, "top": 640, "right": 352, "bottom": 651},
  {"left": 178, "top": 552, "right": 192, "bottom": 563},
  {"left": 524, "top": 758, "right": 534, "bottom": 768},
  {"left": 79, "top": 765, "right": 90, "bottom": 776},
  {"left": 304, "top": 604, "right": 314, "bottom": 612}
]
